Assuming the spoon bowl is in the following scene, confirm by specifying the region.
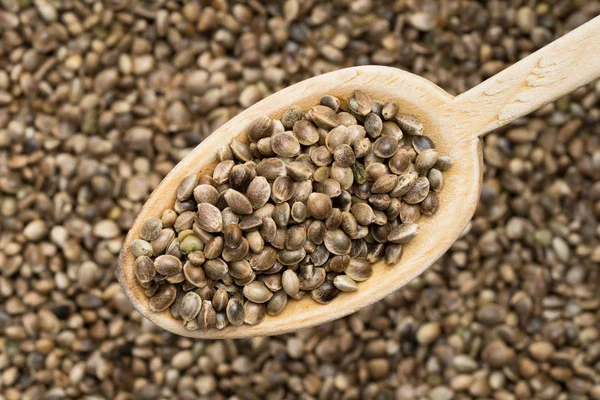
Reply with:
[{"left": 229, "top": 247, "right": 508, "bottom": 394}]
[
  {"left": 118, "top": 66, "right": 481, "bottom": 338},
  {"left": 118, "top": 17, "right": 600, "bottom": 338}
]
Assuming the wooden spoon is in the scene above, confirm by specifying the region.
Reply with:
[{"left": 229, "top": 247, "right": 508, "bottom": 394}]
[{"left": 118, "top": 17, "right": 600, "bottom": 338}]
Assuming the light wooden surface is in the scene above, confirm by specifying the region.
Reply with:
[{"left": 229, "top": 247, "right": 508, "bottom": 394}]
[
  {"left": 117, "top": 17, "right": 600, "bottom": 339},
  {"left": 444, "top": 15, "right": 600, "bottom": 141}
]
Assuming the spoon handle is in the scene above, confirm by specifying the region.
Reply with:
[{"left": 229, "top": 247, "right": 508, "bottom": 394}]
[{"left": 441, "top": 16, "right": 600, "bottom": 141}]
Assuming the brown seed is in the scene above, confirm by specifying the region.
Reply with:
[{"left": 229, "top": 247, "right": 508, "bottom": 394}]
[
  {"left": 364, "top": 113, "right": 383, "bottom": 138},
  {"left": 272, "top": 202, "right": 291, "bottom": 227},
  {"left": 223, "top": 224, "right": 243, "bottom": 248},
  {"left": 273, "top": 228, "right": 286, "bottom": 248},
  {"left": 394, "top": 113, "right": 423, "bottom": 135},
  {"left": 221, "top": 238, "right": 249, "bottom": 262},
  {"left": 246, "top": 230, "right": 264, "bottom": 253},
  {"left": 334, "top": 275, "right": 358, "bottom": 292},
  {"left": 196, "top": 203, "right": 223, "bottom": 233},
  {"left": 367, "top": 243, "right": 386, "bottom": 264},
  {"left": 382, "top": 102, "right": 398, "bottom": 120},
  {"left": 374, "top": 136, "right": 399, "bottom": 158},
  {"left": 150, "top": 229, "right": 175, "bottom": 256},
  {"left": 134, "top": 256, "right": 155, "bottom": 284},
  {"left": 154, "top": 254, "right": 183, "bottom": 276},
  {"left": 353, "top": 137, "right": 372, "bottom": 159},
  {"left": 221, "top": 208, "right": 239, "bottom": 227},
  {"left": 350, "top": 239, "right": 368, "bottom": 259},
  {"left": 243, "top": 301, "right": 266, "bottom": 325},
  {"left": 179, "top": 292, "right": 202, "bottom": 321},
  {"left": 286, "top": 224, "right": 307, "bottom": 250},
  {"left": 238, "top": 216, "right": 262, "bottom": 231},
  {"left": 348, "top": 90, "right": 372, "bottom": 116},
  {"left": 271, "top": 131, "right": 301, "bottom": 157},
  {"left": 372, "top": 224, "right": 391, "bottom": 243},
  {"left": 415, "top": 149, "right": 439, "bottom": 174},
  {"left": 307, "top": 105, "right": 339, "bottom": 128},
  {"left": 307, "top": 193, "right": 333, "bottom": 220},
  {"left": 311, "top": 281, "right": 339, "bottom": 304},
  {"left": 161, "top": 209, "right": 178, "bottom": 228},
  {"left": 389, "top": 149, "right": 411, "bottom": 174},
  {"left": 149, "top": 284, "right": 177, "bottom": 312},
  {"left": 226, "top": 298, "right": 245, "bottom": 326},
  {"left": 291, "top": 202, "right": 307, "bottom": 223},
  {"left": 324, "top": 229, "right": 352, "bottom": 255},
  {"left": 260, "top": 217, "right": 277, "bottom": 242},
  {"left": 193, "top": 184, "right": 219, "bottom": 205},
  {"left": 388, "top": 223, "right": 419, "bottom": 244},
  {"left": 272, "top": 176, "right": 294, "bottom": 203},
  {"left": 380, "top": 122, "right": 402, "bottom": 141},
  {"left": 307, "top": 220, "right": 327, "bottom": 244},
  {"left": 412, "top": 135, "right": 435, "bottom": 153},
  {"left": 337, "top": 111, "right": 357, "bottom": 126},
  {"left": 229, "top": 164, "right": 252, "bottom": 192},
  {"left": 385, "top": 244, "right": 403, "bottom": 265},
  {"left": 435, "top": 155, "right": 454, "bottom": 171},
  {"left": 310, "top": 244, "right": 330, "bottom": 267},
  {"left": 286, "top": 161, "right": 314, "bottom": 181},
  {"left": 183, "top": 262, "right": 207, "bottom": 287},
  {"left": 215, "top": 312, "right": 229, "bottom": 330},
  {"left": 140, "top": 218, "right": 163, "bottom": 241},
  {"left": 212, "top": 288, "right": 229, "bottom": 312},
  {"left": 244, "top": 176, "right": 271, "bottom": 210},
  {"left": 428, "top": 168, "right": 444, "bottom": 192},
  {"left": 309, "top": 145, "right": 333, "bottom": 166},
  {"left": 325, "top": 208, "right": 343, "bottom": 230},
  {"left": 187, "top": 251, "right": 206, "bottom": 266},
  {"left": 390, "top": 170, "right": 419, "bottom": 197},
  {"left": 340, "top": 212, "right": 359, "bottom": 238},
  {"left": 249, "top": 246, "right": 277, "bottom": 271},
  {"left": 292, "top": 119, "right": 320, "bottom": 146},
  {"left": 218, "top": 144, "right": 233, "bottom": 161},
  {"left": 333, "top": 144, "right": 356, "bottom": 168},
  {"left": 177, "top": 175, "right": 198, "bottom": 201},
  {"left": 266, "top": 290, "right": 288, "bottom": 316},
  {"left": 371, "top": 174, "right": 399, "bottom": 194},
  {"left": 320, "top": 95, "right": 340, "bottom": 111},
  {"left": 292, "top": 180, "right": 313, "bottom": 202},
  {"left": 174, "top": 211, "right": 195, "bottom": 232},
  {"left": 386, "top": 198, "right": 402, "bottom": 220},
  {"left": 282, "top": 270, "right": 300, "bottom": 297},
  {"left": 299, "top": 267, "right": 326, "bottom": 290},
  {"left": 351, "top": 203, "right": 375, "bottom": 225},
  {"left": 316, "top": 179, "right": 341, "bottom": 198},
  {"left": 403, "top": 177, "right": 430, "bottom": 204},
  {"left": 204, "top": 258, "right": 229, "bottom": 280},
  {"left": 325, "top": 125, "right": 350, "bottom": 153},
  {"left": 247, "top": 116, "right": 274, "bottom": 142},
  {"left": 256, "top": 158, "right": 287, "bottom": 180},
  {"left": 229, "top": 260, "right": 253, "bottom": 280},
  {"left": 313, "top": 166, "right": 331, "bottom": 182},
  {"left": 366, "top": 163, "right": 389, "bottom": 182},
  {"left": 243, "top": 281, "right": 273, "bottom": 303},
  {"left": 330, "top": 162, "right": 354, "bottom": 190},
  {"left": 224, "top": 189, "right": 253, "bottom": 215},
  {"left": 204, "top": 236, "right": 223, "bottom": 259},
  {"left": 213, "top": 160, "right": 235, "bottom": 184},
  {"left": 329, "top": 255, "right": 350, "bottom": 272},
  {"left": 197, "top": 300, "right": 216, "bottom": 330},
  {"left": 420, "top": 192, "right": 439, "bottom": 215},
  {"left": 346, "top": 258, "right": 373, "bottom": 281},
  {"left": 277, "top": 248, "right": 307, "bottom": 265},
  {"left": 257, "top": 137, "right": 275, "bottom": 156},
  {"left": 369, "top": 194, "right": 391, "bottom": 210},
  {"left": 282, "top": 105, "right": 303, "bottom": 129},
  {"left": 399, "top": 202, "right": 421, "bottom": 223}
]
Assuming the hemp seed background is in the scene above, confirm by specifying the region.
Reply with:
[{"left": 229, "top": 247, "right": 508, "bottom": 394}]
[{"left": 0, "top": 1, "right": 599, "bottom": 399}]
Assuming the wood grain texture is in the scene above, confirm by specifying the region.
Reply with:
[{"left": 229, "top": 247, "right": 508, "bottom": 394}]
[
  {"left": 442, "top": 15, "right": 600, "bottom": 140},
  {"left": 118, "top": 66, "right": 482, "bottom": 338}
]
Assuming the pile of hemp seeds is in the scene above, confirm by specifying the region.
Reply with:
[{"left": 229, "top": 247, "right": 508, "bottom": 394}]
[{"left": 131, "top": 90, "right": 453, "bottom": 330}]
